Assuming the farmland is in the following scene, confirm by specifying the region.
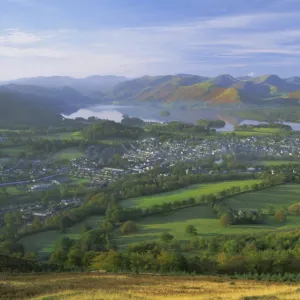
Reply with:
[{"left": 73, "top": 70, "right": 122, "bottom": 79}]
[
  {"left": 53, "top": 147, "right": 84, "bottom": 161},
  {"left": 0, "top": 146, "right": 29, "bottom": 157},
  {"left": 20, "top": 215, "right": 103, "bottom": 259},
  {"left": 259, "top": 160, "right": 300, "bottom": 166},
  {"left": 115, "top": 184, "right": 300, "bottom": 248},
  {"left": 2, "top": 273, "right": 300, "bottom": 300},
  {"left": 38, "top": 131, "right": 83, "bottom": 140},
  {"left": 225, "top": 184, "right": 300, "bottom": 211},
  {"left": 120, "top": 179, "right": 262, "bottom": 209}
]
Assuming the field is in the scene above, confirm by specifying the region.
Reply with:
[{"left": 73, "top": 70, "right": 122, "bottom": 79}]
[
  {"left": 115, "top": 184, "right": 300, "bottom": 248},
  {"left": 0, "top": 146, "right": 29, "bottom": 157},
  {"left": 53, "top": 147, "right": 84, "bottom": 161},
  {"left": 233, "top": 128, "right": 284, "bottom": 137},
  {"left": 39, "top": 131, "right": 83, "bottom": 140},
  {"left": 2, "top": 273, "right": 300, "bottom": 300},
  {"left": 259, "top": 160, "right": 300, "bottom": 166},
  {"left": 20, "top": 215, "right": 103, "bottom": 259},
  {"left": 120, "top": 180, "right": 262, "bottom": 209}
]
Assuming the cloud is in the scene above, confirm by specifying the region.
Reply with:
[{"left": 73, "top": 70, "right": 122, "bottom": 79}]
[
  {"left": 1, "top": 11, "right": 300, "bottom": 78},
  {"left": 0, "top": 29, "right": 42, "bottom": 44},
  {"left": 0, "top": 45, "right": 65, "bottom": 58}
]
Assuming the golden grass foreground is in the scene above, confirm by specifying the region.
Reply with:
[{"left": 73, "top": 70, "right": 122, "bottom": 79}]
[{"left": 1, "top": 273, "right": 300, "bottom": 300}]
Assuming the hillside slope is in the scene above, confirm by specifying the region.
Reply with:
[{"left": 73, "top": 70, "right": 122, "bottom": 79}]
[
  {"left": 2, "top": 75, "right": 128, "bottom": 98},
  {"left": 2, "top": 273, "right": 300, "bottom": 300},
  {"left": 111, "top": 74, "right": 300, "bottom": 105},
  {"left": 0, "top": 90, "right": 62, "bottom": 126},
  {"left": 0, "top": 84, "right": 97, "bottom": 112}
]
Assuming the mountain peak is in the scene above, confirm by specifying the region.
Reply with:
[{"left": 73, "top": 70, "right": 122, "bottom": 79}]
[{"left": 211, "top": 74, "right": 239, "bottom": 88}]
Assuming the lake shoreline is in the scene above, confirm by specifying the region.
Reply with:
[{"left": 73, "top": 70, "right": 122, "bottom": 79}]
[{"left": 63, "top": 105, "right": 300, "bottom": 132}]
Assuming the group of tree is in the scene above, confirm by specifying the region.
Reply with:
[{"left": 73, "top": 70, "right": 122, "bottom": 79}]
[
  {"left": 147, "top": 121, "right": 215, "bottom": 137},
  {"left": 234, "top": 123, "right": 292, "bottom": 131},
  {"left": 82, "top": 120, "right": 144, "bottom": 141},
  {"left": 85, "top": 228, "right": 300, "bottom": 277},
  {"left": 121, "top": 115, "right": 145, "bottom": 127},
  {"left": 196, "top": 119, "right": 226, "bottom": 129}
]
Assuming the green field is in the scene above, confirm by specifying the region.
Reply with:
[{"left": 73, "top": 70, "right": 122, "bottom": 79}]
[
  {"left": 115, "top": 184, "right": 300, "bottom": 248},
  {"left": 225, "top": 184, "right": 300, "bottom": 211},
  {"left": 259, "top": 160, "right": 300, "bottom": 166},
  {"left": 40, "top": 131, "right": 83, "bottom": 140},
  {"left": 120, "top": 179, "right": 262, "bottom": 209},
  {"left": 20, "top": 215, "right": 103, "bottom": 259},
  {"left": 69, "top": 177, "right": 90, "bottom": 185},
  {"left": 0, "top": 146, "right": 29, "bottom": 157},
  {"left": 53, "top": 147, "right": 83, "bottom": 161}
]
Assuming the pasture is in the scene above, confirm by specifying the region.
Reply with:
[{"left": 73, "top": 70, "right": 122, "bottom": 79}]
[
  {"left": 39, "top": 131, "right": 83, "bottom": 140},
  {"left": 226, "top": 184, "right": 300, "bottom": 211},
  {"left": 20, "top": 215, "right": 103, "bottom": 259},
  {"left": 259, "top": 160, "right": 300, "bottom": 166},
  {"left": 53, "top": 147, "right": 84, "bottom": 161},
  {"left": 115, "top": 184, "right": 300, "bottom": 248},
  {"left": 120, "top": 179, "right": 262, "bottom": 209},
  {"left": 0, "top": 146, "right": 29, "bottom": 157}
]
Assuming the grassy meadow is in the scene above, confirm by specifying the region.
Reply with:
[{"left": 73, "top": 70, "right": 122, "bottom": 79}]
[
  {"left": 115, "top": 184, "right": 300, "bottom": 248},
  {"left": 0, "top": 146, "right": 30, "bottom": 157},
  {"left": 259, "top": 160, "right": 300, "bottom": 166},
  {"left": 225, "top": 184, "right": 300, "bottom": 211},
  {"left": 120, "top": 179, "right": 262, "bottom": 209},
  {"left": 2, "top": 273, "right": 300, "bottom": 300},
  {"left": 53, "top": 147, "right": 84, "bottom": 161},
  {"left": 20, "top": 215, "right": 103, "bottom": 259},
  {"left": 39, "top": 131, "right": 83, "bottom": 140}
]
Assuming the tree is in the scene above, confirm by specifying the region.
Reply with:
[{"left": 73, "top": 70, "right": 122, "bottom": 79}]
[
  {"left": 120, "top": 221, "right": 137, "bottom": 235},
  {"left": 60, "top": 216, "right": 72, "bottom": 233},
  {"left": 185, "top": 224, "right": 197, "bottom": 236},
  {"left": 288, "top": 202, "right": 300, "bottom": 215},
  {"left": 267, "top": 205, "right": 276, "bottom": 216},
  {"left": 81, "top": 224, "right": 92, "bottom": 234},
  {"left": 220, "top": 214, "right": 230, "bottom": 227},
  {"left": 67, "top": 248, "right": 84, "bottom": 267},
  {"left": 32, "top": 216, "right": 42, "bottom": 230},
  {"left": 160, "top": 232, "right": 174, "bottom": 243},
  {"left": 1, "top": 186, "right": 7, "bottom": 194},
  {"left": 275, "top": 210, "right": 287, "bottom": 222}
]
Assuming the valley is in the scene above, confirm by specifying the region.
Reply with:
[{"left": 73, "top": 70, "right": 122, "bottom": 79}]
[{"left": 2, "top": 73, "right": 300, "bottom": 296}]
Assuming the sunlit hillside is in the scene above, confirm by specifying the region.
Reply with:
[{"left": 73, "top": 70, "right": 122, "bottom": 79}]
[{"left": 2, "top": 273, "right": 300, "bottom": 300}]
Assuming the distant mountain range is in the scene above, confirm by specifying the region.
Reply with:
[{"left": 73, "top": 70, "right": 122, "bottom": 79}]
[
  {"left": 2, "top": 73, "right": 300, "bottom": 126},
  {"left": 109, "top": 74, "right": 300, "bottom": 105},
  {"left": 0, "top": 75, "right": 128, "bottom": 99}
]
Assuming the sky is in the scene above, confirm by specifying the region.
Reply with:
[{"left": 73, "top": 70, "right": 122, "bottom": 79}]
[{"left": 1, "top": 0, "right": 300, "bottom": 79}]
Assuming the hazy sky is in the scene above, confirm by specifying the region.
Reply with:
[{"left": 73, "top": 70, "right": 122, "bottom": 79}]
[{"left": 1, "top": 0, "right": 300, "bottom": 79}]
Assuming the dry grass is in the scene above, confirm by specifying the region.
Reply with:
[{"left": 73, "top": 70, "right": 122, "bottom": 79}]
[{"left": 1, "top": 273, "right": 300, "bottom": 300}]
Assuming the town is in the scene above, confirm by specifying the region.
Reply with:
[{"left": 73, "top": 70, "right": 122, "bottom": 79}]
[{"left": 1, "top": 133, "right": 300, "bottom": 231}]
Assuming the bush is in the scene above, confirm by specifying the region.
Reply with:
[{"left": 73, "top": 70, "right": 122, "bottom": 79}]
[
  {"left": 160, "top": 232, "right": 174, "bottom": 243},
  {"left": 120, "top": 221, "right": 137, "bottom": 235},
  {"left": 288, "top": 202, "right": 300, "bottom": 215},
  {"left": 220, "top": 214, "right": 230, "bottom": 227},
  {"left": 274, "top": 210, "right": 286, "bottom": 222},
  {"left": 185, "top": 225, "right": 198, "bottom": 236}
]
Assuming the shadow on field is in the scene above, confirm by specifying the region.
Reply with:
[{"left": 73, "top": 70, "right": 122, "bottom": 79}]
[
  {"left": 115, "top": 234, "right": 160, "bottom": 246},
  {"left": 141, "top": 228, "right": 169, "bottom": 234}
]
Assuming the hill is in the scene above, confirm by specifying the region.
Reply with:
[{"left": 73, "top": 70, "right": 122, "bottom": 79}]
[
  {"left": 0, "top": 89, "right": 62, "bottom": 126},
  {"left": 3, "top": 75, "right": 128, "bottom": 98},
  {"left": 110, "top": 73, "right": 300, "bottom": 105},
  {"left": 4, "top": 73, "right": 300, "bottom": 107},
  {"left": 2, "top": 272, "right": 300, "bottom": 300}
]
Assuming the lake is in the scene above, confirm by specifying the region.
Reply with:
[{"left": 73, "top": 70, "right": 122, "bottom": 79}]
[
  {"left": 63, "top": 105, "right": 300, "bottom": 131},
  {"left": 62, "top": 105, "right": 162, "bottom": 123}
]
